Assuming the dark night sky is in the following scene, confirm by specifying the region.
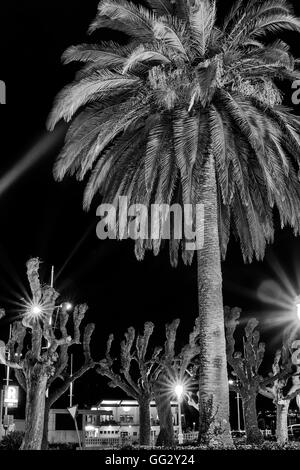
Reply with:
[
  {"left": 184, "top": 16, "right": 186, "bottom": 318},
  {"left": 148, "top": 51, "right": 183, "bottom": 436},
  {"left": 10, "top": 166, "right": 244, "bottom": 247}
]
[{"left": 1, "top": 0, "right": 300, "bottom": 424}]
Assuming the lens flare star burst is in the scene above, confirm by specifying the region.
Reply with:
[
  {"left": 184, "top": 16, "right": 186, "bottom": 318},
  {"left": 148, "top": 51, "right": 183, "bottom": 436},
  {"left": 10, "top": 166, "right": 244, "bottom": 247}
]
[{"left": 22, "top": 300, "right": 50, "bottom": 323}]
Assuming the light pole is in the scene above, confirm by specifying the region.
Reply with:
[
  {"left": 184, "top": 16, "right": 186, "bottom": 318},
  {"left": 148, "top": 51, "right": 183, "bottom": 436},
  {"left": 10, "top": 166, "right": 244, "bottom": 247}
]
[
  {"left": 229, "top": 379, "right": 242, "bottom": 432},
  {"left": 0, "top": 389, "right": 4, "bottom": 440},
  {"left": 4, "top": 325, "right": 12, "bottom": 419},
  {"left": 69, "top": 354, "right": 74, "bottom": 407},
  {"left": 175, "top": 384, "right": 184, "bottom": 444}
]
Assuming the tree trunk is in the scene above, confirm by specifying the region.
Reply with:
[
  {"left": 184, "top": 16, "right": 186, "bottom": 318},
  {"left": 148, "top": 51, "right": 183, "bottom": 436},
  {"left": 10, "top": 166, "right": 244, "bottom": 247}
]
[
  {"left": 21, "top": 365, "right": 48, "bottom": 450},
  {"left": 197, "top": 153, "right": 232, "bottom": 446},
  {"left": 276, "top": 400, "right": 290, "bottom": 444},
  {"left": 242, "top": 393, "right": 263, "bottom": 444},
  {"left": 41, "top": 399, "right": 51, "bottom": 450},
  {"left": 154, "top": 380, "right": 174, "bottom": 447},
  {"left": 139, "top": 397, "right": 151, "bottom": 446}
]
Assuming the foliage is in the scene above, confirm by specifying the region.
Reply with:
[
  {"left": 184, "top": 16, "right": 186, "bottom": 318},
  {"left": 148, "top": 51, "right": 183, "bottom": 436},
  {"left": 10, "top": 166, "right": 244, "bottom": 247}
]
[
  {"left": 0, "top": 432, "right": 24, "bottom": 450},
  {"left": 49, "top": 443, "right": 77, "bottom": 450},
  {"left": 48, "top": 0, "right": 300, "bottom": 267}
]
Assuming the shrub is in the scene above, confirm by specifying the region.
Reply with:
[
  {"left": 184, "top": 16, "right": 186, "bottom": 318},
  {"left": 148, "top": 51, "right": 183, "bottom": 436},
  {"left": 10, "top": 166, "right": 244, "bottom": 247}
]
[
  {"left": 0, "top": 431, "right": 24, "bottom": 450},
  {"left": 49, "top": 443, "right": 77, "bottom": 450}
]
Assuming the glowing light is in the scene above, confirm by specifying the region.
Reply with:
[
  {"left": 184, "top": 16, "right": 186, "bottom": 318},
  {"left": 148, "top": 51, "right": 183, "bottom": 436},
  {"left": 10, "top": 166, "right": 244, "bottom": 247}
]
[
  {"left": 65, "top": 302, "right": 73, "bottom": 311},
  {"left": 20, "top": 298, "right": 50, "bottom": 323},
  {"left": 85, "top": 425, "right": 95, "bottom": 432},
  {"left": 31, "top": 305, "right": 42, "bottom": 316},
  {"left": 297, "top": 304, "right": 300, "bottom": 322},
  {"left": 174, "top": 384, "right": 184, "bottom": 400},
  {"left": 123, "top": 407, "right": 131, "bottom": 412},
  {"left": 24, "top": 301, "right": 44, "bottom": 321},
  {"left": 228, "top": 379, "right": 234, "bottom": 385}
]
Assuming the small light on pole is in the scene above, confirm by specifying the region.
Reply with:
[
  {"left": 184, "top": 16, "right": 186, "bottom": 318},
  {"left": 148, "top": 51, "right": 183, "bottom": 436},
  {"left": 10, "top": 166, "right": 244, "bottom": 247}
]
[{"left": 175, "top": 383, "right": 184, "bottom": 445}]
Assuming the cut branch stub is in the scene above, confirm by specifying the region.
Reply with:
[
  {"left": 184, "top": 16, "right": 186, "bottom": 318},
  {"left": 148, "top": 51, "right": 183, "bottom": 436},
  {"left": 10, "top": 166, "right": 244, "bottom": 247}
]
[
  {"left": 73, "top": 304, "right": 88, "bottom": 344},
  {"left": 136, "top": 322, "right": 155, "bottom": 363},
  {"left": 121, "top": 327, "right": 135, "bottom": 371},
  {"left": 26, "top": 257, "right": 42, "bottom": 303},
  {"left": 164, "top": 319, "right": 180, "bottom": 362},
  {"left": 83, "top": 323, "right": 95, "bottom": 363}
]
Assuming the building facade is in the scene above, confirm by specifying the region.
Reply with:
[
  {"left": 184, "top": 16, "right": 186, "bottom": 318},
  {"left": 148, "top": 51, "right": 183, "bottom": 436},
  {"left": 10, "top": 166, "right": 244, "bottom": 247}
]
[
  {"left": 41, "top": 399, "right": 181, "bottom": 448},
  {"left": 84, "top": 399, "right": 180, "bottom": 447}
]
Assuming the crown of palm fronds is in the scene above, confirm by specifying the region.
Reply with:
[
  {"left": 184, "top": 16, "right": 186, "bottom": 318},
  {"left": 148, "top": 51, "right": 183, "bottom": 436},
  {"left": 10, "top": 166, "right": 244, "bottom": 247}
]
[{"left": 48, "top": 0, "right": 300, "bottom": 266}]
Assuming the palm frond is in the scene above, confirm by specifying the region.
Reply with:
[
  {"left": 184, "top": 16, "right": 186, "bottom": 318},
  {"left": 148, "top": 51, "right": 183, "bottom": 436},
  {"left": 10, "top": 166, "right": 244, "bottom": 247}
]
[
  {"left": 209, "top": 106, "right": 228, "bottom": 203},
  {"left": 122, "top": 44, "right": 171, "bottom": 74},
  {"left": 225, "top": 0, "right": 294, "bottom": 44},
  {"left": 144, "top": 119, "right": 166, "bottom": 192},
  {"left": 189, "top": 0, "right": 216, "bottom": 56},
  {"left": 90, "top": 0, "right": 156, "bottom": 40},
  {"left": 153, "top": 18, "right": 188, "bottom": 56},
  {"left": 47, "top": 70, "right": 141, "bottom": 130},
  {"left": 145, "top": 0, "right": 173, "bottom": 16}
]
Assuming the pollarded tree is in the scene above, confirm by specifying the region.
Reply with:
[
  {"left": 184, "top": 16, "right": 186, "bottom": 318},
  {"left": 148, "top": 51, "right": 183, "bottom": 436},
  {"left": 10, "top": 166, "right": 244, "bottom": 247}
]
[
  {"left": 48, "top": 0, "right": 300, "bottom": 443},
  {"left": 154, "top": 318, "right": 200, "bottom": 446},
  {"left": 0, "top": 258, "right": 97, "bottom": 450},
  {"left": 0, "top": 258, "right": 62, "bottom": 449},
  {"left": 98, "top": 319, "right": 199, "bottom": 447},
  {"left": 259, "top": 326, "right": 300, "bottom": 444},
  {"left": 98, "top": 321, "right": 162, "bottom": 446},
  {"left": 41, "top": 304, "right": 97, "bottom": 449},
  {"left": 225, "top": 307, "right": 265, "bottom": 444}
]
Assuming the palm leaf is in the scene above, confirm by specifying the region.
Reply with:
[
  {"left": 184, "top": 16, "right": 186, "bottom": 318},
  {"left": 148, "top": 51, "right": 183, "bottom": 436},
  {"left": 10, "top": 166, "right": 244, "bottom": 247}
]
[
  {"left": 47, "top": 70, "right": 141, "bottom": 130},
  {"left": 122, "top": 44, "right": 171, "bottom": 74}
]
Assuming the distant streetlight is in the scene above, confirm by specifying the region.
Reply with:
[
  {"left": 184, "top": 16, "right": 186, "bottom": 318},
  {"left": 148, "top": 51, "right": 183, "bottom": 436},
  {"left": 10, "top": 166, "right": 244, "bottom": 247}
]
[
  {"left": 52, "top": 302, "right": 73, "bottom": 330},
  {"left": 174, "top": 383, "right": 184, "bottom": 445}
]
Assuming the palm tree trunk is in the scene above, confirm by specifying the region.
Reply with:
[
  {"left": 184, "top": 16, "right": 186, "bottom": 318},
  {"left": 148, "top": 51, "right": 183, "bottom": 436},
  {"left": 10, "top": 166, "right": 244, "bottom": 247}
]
[
  {"left": 197, "top": 153, "right": 232, "bottom": 446},
  {"left": 154, "top": 380, "right": 174, "bottom": 447},
  {"left": 242, "top": 393, "right": 263, "bottom": 444},
  {"left": 139, "top": 397, "right": 151, "bottom": 446},
  {"left": 276, "top": 401, "right": 290, "bottom": 444},
  {"left": 21, "top": 367, "right": 48, "bottom": 450}
]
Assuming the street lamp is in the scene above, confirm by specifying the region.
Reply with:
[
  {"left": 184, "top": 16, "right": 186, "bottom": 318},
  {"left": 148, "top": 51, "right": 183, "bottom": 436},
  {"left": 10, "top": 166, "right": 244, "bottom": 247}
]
[
  {"left": 174, "top": 383, "right": 184, "bottom": 445},
  {"left": 26, "top": 302, "right": 43, "bottom": 320},
  {"left": 31, "top": 305, "right": 42, "bottom": 316},
  {"left": 52, "top": 302, "right": 73, "bottom": 330}
]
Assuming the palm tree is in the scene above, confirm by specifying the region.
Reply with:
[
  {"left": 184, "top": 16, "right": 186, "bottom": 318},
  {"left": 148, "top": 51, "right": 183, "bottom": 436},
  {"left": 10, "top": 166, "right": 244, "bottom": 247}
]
[{"left": 48, "top": 0, "right": 300, "bottom": 444}]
